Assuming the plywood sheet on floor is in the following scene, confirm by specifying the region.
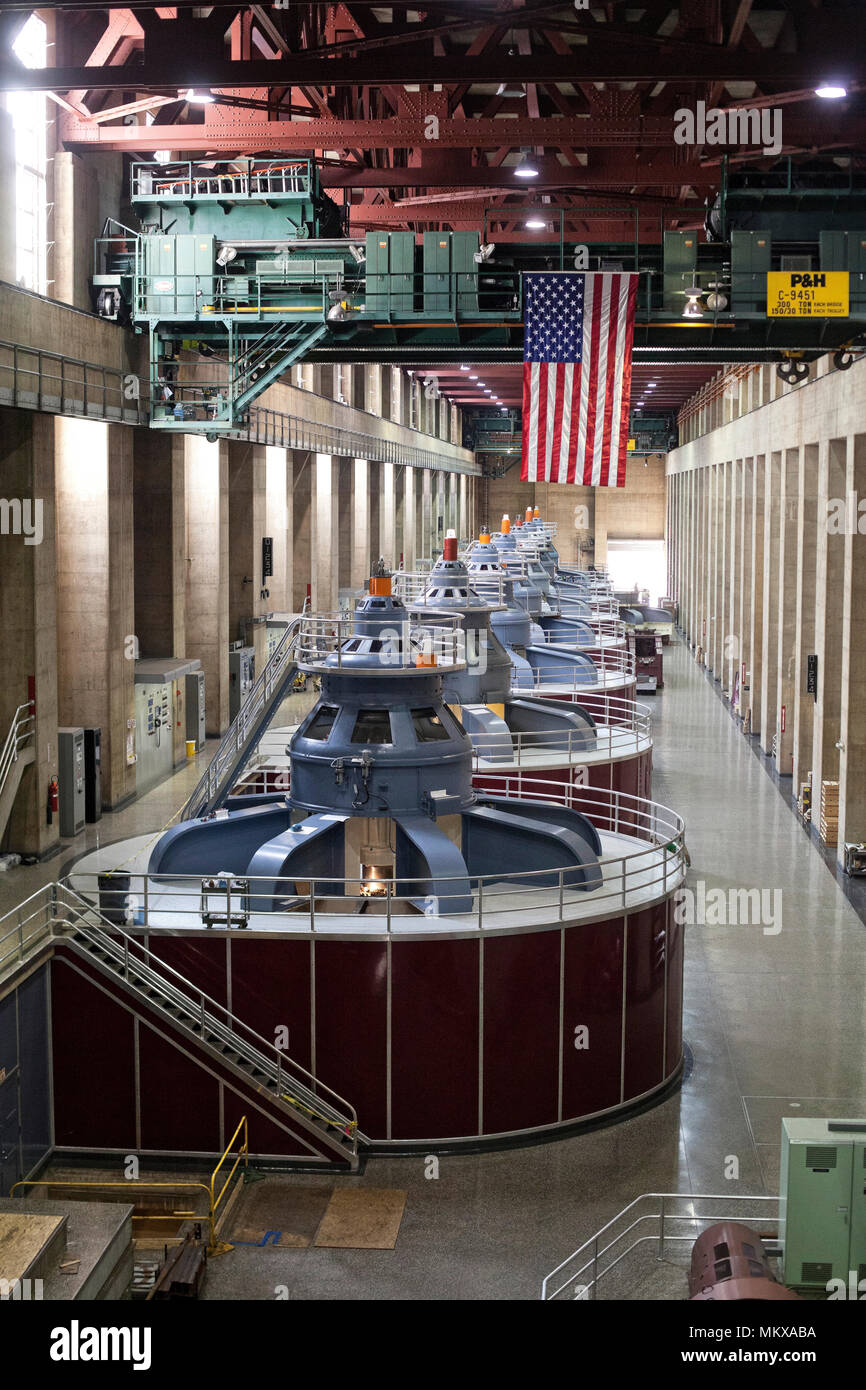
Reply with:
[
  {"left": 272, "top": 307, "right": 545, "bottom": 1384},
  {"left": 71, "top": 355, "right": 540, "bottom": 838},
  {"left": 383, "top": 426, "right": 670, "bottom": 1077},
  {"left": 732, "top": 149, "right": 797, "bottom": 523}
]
[
  {"left": 0, "top": 1212, "right": 65, "bottom": 1283},
  {"left": 228, "top": 1182, "right": 333, "bottom": 1248},
  {"left": 313, "top": 1188, "right": 406, "bottom": 1250}
]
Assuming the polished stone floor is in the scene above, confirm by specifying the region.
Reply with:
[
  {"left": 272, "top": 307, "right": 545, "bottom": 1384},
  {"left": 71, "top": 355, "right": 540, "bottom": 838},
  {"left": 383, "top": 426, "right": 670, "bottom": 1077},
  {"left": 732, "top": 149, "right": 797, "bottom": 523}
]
[{"left": 3, "top": 642, "right": 865, "bottom": 1299}]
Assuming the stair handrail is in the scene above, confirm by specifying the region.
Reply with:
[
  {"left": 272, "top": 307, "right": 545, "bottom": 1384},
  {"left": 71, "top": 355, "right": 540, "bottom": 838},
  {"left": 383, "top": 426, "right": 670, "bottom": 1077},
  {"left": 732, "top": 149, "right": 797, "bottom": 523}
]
[
  {"left": 0, "top": 700, "right": 36, "bottom": 805},
  {"left": 54, "top": 883, "right": 359, "bottom": 1150},
  {"left": 182, "top": 617, "right": 303, "bottom": 819},
  {"left": 232, "top": 321, "right": 299, "bottom": 385}
]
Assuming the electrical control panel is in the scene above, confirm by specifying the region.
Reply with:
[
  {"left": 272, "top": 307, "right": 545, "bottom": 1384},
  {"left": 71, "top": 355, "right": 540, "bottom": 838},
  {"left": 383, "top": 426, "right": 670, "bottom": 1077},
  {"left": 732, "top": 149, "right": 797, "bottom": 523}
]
[{"left": 780, "top": 1116, "right": 866, "bottom": 1290}]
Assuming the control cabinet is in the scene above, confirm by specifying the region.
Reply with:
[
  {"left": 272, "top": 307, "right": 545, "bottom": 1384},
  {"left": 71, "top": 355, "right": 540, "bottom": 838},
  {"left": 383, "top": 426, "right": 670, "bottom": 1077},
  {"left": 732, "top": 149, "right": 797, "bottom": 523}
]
[
  {"left": 780, "top": 1117, "right": 866, "bottom": 1290},
  {"left": 731, "top": 229, "right": 771, "bottom": 315},
  {"left": 229, "top": 646, "right": 255, "bottom": 722},
  {"left": 58, "top": 727, "right": 85, "bottom": 838},
  {"left": 662, "top": 230, "right": 698, "bottom": 313},
  {"left": 83, "top": 727, "right": 102, "bottom": 823},
  {"left": 422, "top": 231, "right": 480, "bottom": 313},
  {"left": 134, "top": 680, "right": 173, "bottom": 794},
  {"left": 185, "top": 671, "right": 206, "bottom": 751},
  {"left": 820, "top": 230, "right": 866, "bottom": 315},
  {"left": 365, "top": 231, "right": 415, "bottom": 314}
]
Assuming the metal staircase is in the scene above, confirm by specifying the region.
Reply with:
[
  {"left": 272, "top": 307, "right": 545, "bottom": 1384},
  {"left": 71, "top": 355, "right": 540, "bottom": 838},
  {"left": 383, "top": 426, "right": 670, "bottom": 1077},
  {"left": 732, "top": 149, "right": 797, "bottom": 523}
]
[
  {"left": 233, "top": 322, "right": 329, "bottom": 415},
  {"left": 54, "top": 885, "right": 361, "bottom": 1168},
  {"left": 183, "top": 616, "right": 303, "bottom": 819},
  {"left": 0, "top": 702, "right": 36, "bottom": 846}
]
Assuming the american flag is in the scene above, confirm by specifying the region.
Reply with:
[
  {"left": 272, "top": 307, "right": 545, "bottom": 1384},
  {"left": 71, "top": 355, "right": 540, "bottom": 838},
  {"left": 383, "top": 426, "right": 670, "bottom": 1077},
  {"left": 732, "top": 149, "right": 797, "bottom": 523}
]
[{"left": 521, "top": 271, "right": 638, "bottom": 486}]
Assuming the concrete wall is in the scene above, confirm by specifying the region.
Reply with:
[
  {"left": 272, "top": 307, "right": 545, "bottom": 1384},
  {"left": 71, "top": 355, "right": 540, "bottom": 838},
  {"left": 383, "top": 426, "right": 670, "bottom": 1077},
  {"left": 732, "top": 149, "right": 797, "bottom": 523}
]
[
  {"left": 669, "top": 354, "right": 866, "bottom": 867},
  {"left": 485, "top": 453, "right": 667, "bottom": 566},
  {"left": 0, "top": 284, "right": 479, "bottom": 853}
]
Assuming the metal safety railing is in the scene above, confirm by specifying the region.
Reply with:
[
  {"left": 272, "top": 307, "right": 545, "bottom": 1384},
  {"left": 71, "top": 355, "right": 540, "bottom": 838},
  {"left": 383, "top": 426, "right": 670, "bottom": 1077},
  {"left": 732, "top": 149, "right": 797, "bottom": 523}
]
[
  {"left": 0, "top": 335, "right": 479, "bottom": 477},
  {"left": 64, "top": 782, "right": 686, "bottom": 938},
  {"left": 540, "top": 1193, "right": 782, "bottom": 1301},
  {"left": 0, "top": 882, "right": 359, "bottom": 1160},
  {"left": 393, "top": 569, "right": 511, "bottom": 608},
  {"left": 0, "top": 339, "right": 146, "bottom": 425},
  {"left": 132, "top": 158, "right": 315, "bottom": 203},
  {"left": 294, "top": 610, "right": 466, "bottom": 671},
  {"left": 468, "top": 698, "right": 652, "bottom": 766},
  {"left": 183, "top": 616, "right": 303, "bottom": 819},
  {"left": 12, "top": 1115, "right": 250, "bottom": 1255},
  {"left": 0, "top": 701, "right": 36, "bottom": 807}
]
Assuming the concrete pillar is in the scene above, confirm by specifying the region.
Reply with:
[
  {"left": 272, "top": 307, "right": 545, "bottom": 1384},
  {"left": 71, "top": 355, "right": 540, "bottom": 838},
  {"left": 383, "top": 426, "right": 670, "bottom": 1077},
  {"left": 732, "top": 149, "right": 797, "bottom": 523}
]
[
  {"left": 184, "top": 436, "right": 229, "bottom": 736},
  {"left": 349, "top": 457, "right": 369, "bottom": 592},
  {"left": 837, "top": 432, "right": 866, "bottom": 857},
  {"left": 711, "top": 462, "right": 728, "bottom": 678},
  {"left": 402, "top": 466, "right": 417, "bottom": 570},
  {"left": 381, "top": 461, "right": 397, "bottom": 568},
  {"left": 0, "top": 110, "right": 15, "bottom": 285},
  {"left": 291, "top": 453, "right": 312, "bottom": 611},
  {"left": 420, "top": 472, "right": 433, "bottom": 561},
  {"left": 311, "top": 453, "right": 339, "bottom": 612},
  {"left": 133, "top": 430, "right": 184, "bottom": 660},
  {"left": 433, "top": 472, "right": 446, "bottom": 556},
  {"left": 337, "top": 457, "right": 354, "bottom": 596},
  {"left": 775, "top": 448, "right": 800, "bottom": 774},
  {"left": 368, "top": 460, "right": 381, "bottom": 567},
  {"left": 792, "top": 443, "right": 819, "bottom": 797},
  {"left": 811, "top": 437, "right": 847, "bottom": 811},
  {"left": 726, "top": 459, "right": 743, "bottom": 699},
  {"left": 748, "top": 457, "right": 765, "bottom": 731},
  {"left": 759, "top": 454, "right": 782, "bottom": 752},
  {"left": 55, "top": 417, "right": 136, "bottom": 810},
  {"left": 228, "top": 442, "right": 268, "bottom": 673},
  {"left": 265, "top": 445, "right": 291, "bottom": 614},
  {"left": 738, "top": 459, "right": 754, "bottom": 721},
  {"left": 54, "top": 151, "right": 123, "bottom": 311},
  {"left": 447, "top": 472, "right": 458, "bottom": 535},
  {"left": 0, "top": 409, "right": 58, "bottom": 856}
]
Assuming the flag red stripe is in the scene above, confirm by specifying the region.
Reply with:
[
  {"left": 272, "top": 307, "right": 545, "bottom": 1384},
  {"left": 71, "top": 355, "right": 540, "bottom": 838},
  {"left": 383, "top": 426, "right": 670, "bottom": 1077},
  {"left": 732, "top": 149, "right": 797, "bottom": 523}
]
[
  {"left": 535, "top": 360, "right": 548, "bottom": 479},
  {"left": 613, "top": 276, "right": 638, "bottom": 485},
  {"left": 599, "top": 274, "right": 622, "bottom": 486},
  {"left": 520, "top": 362, "right": 534, "bottom": 481},
  {"left": 580, "top": 282, "right": 604, "bottom": 485},
  {"left": 550, "top": 362, "right": 565, "bottom": 477},
  {"left": 565, "top": 364, "right": 582, "bottom": 484}
]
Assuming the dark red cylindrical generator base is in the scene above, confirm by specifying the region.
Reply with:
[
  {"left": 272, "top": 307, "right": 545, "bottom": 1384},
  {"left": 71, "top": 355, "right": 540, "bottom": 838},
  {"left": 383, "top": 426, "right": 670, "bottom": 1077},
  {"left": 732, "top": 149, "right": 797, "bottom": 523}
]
[{"left": 50, "top": 889, "right": 682, "bottom": 1152}]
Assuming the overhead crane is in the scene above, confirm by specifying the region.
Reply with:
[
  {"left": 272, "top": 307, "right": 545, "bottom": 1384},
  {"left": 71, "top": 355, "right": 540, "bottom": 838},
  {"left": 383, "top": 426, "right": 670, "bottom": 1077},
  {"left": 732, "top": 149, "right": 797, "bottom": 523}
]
[{"left": 91, "top": 157, "right": 866, "bottom": 436}]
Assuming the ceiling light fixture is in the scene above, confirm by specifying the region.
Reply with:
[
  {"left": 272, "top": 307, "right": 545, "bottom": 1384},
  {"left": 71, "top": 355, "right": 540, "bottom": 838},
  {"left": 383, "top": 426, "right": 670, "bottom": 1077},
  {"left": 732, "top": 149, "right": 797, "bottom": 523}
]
[
  {"left": 515, "top": 152, "right": 539, "bottom": 179},
  {"left": 525, "top": 217, "right": 547, "bottom": 230},
  {"left": 183, "top": 87, "right": 215, "bottom": 104},
  {"left": 682, "top": 286, "right": 705, "bottom": 319},
  {"left": 815, "top": 83, "right": 847, "bottom": 99}
]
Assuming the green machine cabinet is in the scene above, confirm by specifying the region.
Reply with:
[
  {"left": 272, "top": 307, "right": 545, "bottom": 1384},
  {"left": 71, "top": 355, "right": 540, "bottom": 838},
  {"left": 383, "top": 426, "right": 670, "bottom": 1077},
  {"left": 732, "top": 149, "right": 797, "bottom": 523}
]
[
  {"left": 423, "top": 231, "right": 480, "bottom": 314},
  {"left": 731, "top": 229, "right": 771, "bottom": 316},
  {"left": 662, "top": 230, "right": 698, "bottom": 314},
  {"left": 820, "top": 230, "right": 866, "bottom": 316},
  {"left": 142, "top": 233, "right": 215, "bottom": 317},
  {"left": 365, "top": 231, "right": 415, "bottom": 314},
  {"left": 780, "top": 1117, "right": 866, "bottom": 1290}
]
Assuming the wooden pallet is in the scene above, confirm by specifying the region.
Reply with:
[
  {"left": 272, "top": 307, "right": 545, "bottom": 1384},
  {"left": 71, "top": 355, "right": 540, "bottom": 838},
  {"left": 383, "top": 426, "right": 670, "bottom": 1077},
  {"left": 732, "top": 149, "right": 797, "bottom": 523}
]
[{"left": 820, "top": 780, "right": 839, "bottom": 844}]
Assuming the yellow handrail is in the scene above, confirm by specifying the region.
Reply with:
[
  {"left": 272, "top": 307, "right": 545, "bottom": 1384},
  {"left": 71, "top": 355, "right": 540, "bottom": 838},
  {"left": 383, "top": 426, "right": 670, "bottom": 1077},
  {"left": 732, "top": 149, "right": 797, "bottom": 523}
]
[
  {"left": 208, "top": 1115, "right": 248, "bottom": 1254},
  {"left": 12, "top": 1116, "right": 250, "bottom": 1256}
]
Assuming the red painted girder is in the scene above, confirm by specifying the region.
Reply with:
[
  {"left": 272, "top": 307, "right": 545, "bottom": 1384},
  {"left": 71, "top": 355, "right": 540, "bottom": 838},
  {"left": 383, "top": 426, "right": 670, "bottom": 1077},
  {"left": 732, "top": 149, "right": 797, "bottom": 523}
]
[{"left": 59, "top": 109, "right": 866, "bottom": 153}]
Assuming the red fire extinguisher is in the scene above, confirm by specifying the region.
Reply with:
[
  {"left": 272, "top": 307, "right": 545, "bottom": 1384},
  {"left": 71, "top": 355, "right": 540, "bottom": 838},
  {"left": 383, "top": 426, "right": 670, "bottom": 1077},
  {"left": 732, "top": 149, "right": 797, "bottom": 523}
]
[{"left": 47, "top": 776, "right": 59, "bottom": 825}]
